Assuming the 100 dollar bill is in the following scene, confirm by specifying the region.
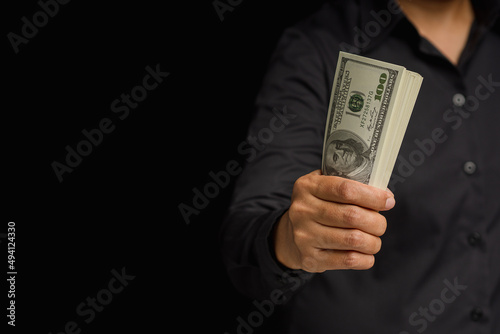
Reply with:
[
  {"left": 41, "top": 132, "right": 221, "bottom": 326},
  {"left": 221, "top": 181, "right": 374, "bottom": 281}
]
[{"left": 322, "top": 52, "right": 422, "bottom": 188}]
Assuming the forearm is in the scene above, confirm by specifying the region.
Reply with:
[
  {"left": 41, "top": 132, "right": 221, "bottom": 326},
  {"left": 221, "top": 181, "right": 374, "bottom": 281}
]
[
  {"left": 220, "top": 24, "right": 331, "bottom": 300},
  {"left": 221, "top": 208, "right": 310, "bottom": 300}
]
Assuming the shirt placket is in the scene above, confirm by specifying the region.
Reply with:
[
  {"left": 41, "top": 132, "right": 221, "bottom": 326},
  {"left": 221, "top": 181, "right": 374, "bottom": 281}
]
[{"left": 416, "top": 29, "right": 492, "bottom": 332}]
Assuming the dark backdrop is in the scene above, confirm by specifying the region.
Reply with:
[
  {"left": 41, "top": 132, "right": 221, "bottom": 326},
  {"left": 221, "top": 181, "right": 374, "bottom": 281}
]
[{"left": 5, "top": 1, "right": 326, "bottom": 333}]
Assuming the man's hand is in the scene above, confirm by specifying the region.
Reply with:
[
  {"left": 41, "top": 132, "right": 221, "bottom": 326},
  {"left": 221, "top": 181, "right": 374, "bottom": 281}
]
[{"left": 273, "top": 170, "right": 395, "bottom": 273}]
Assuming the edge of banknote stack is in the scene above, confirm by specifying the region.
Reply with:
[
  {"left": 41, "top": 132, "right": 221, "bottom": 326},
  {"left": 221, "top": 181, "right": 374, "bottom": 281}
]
[{"left": 321, "top": 51, "right": 423, "bottom": 190}]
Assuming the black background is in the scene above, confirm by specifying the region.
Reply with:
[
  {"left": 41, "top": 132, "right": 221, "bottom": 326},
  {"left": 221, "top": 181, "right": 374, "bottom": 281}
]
[{"left": 5, "top": 1, "right": 326, "bottom": 333}]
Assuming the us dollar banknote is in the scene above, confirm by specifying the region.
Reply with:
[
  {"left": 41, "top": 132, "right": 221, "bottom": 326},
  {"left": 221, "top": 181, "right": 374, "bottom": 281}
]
[{"left": 322, "top": 52, "right": 423, "bottom": 189}]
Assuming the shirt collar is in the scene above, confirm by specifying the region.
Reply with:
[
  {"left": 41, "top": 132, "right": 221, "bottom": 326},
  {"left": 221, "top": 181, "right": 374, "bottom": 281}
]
[
  {"left": 355, "top": 0, "right": 407, "bottom": 54},
  {"left": 351, "top": 0, "right": 500, "bottom": 54}
]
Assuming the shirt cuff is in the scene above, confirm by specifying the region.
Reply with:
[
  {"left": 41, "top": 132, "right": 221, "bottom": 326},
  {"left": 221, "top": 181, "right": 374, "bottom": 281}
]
[{"left": 255, "top": 208, "right": 314, "bottom": 300}]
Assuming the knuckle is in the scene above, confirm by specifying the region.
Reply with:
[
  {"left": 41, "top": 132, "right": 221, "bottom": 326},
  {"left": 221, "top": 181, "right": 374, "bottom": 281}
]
[
  {"left": 292, "top": 226, "right": 310, "bottom": 246},
  {"left": 289, "top": 201, "right": 308, "bottom": 222},
  {"left": 336, "top": 179, "right": 357, "bottom": 201},
  {"left": 294, "top": 174, "right": 311, "bottom": 192},
  {"left": 342, "top": 251, "right": 361, "bottom": 269},
  {"left": 342, "top": 206, "right": 362, "bottom": 226},
  {"left": 344, "top": 229, "right": 365, "bottom": 249},
  {"left": 289, "top": 200, "right": 300, "bottom": 216}
]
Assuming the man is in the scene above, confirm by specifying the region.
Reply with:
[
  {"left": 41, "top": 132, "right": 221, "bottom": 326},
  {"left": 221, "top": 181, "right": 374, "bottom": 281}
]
[{"left": 221, "top": 0, "right": 500, "bottom": 333}]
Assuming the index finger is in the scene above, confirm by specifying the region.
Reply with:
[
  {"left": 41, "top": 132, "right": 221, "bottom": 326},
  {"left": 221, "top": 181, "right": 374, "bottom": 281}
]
[{"left": 307, "top": 170, "right": 395, "bottom": 211}]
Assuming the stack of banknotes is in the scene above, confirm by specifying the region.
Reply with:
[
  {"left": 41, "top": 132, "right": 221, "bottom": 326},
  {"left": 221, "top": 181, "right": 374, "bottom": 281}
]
[{"left": 322, "top": 51, "right": 423, "bottom": 189}]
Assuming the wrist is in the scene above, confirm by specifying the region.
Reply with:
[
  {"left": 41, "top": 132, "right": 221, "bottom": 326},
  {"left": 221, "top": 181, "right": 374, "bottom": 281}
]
[{"left": 273, "top": 210, "right": 300, "bottom": 270}]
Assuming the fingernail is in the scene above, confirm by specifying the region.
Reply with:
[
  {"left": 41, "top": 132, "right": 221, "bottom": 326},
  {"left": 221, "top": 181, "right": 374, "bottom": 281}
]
[{"left": 385, "top": 196, "right": 396, "bottom": 210}]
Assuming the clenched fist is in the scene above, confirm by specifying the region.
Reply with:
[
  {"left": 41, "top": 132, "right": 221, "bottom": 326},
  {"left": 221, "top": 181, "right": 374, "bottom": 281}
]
[{"left": 273, "top": 170, "right": 395, "bottom": 273}]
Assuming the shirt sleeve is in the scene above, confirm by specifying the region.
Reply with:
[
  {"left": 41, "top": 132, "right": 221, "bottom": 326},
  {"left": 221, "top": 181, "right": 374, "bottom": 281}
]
[{"left": 220, "top": 25, "right": 333, "bottom": 300}]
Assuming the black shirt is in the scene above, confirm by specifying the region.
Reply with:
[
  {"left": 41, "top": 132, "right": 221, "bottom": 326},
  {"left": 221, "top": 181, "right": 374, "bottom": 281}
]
[{"left": 221, "top": 1, "right": 500, "bottom": 333}]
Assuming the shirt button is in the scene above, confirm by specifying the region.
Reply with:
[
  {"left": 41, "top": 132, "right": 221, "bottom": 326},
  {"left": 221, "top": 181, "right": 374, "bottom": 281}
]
[
  {"left": 463, "top": 161, "right": 477, "bottom": 175},
  {"left": 468, "top": 232, "right": 482, "bottom": 246},
  {"left": 470, "top": 307, "right": 484, "bottom": 321},
  {"left": 453, "top": 93, "right": 466, "bottom": 107}
]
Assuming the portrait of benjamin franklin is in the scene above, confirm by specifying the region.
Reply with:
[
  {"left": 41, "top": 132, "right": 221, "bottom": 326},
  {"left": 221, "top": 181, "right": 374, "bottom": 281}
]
[{"left": 324, "top": 130, "right": 372, "bottom": 184}]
